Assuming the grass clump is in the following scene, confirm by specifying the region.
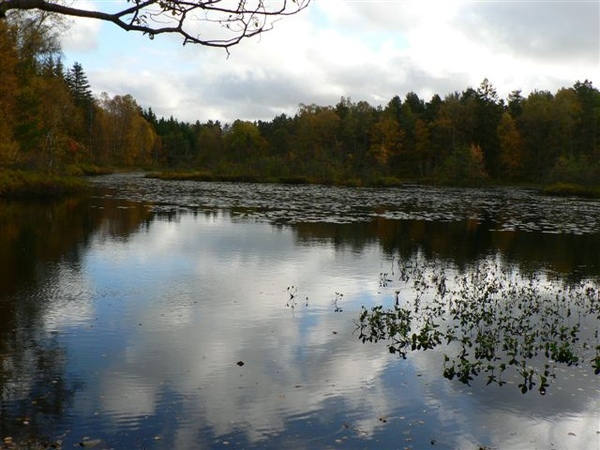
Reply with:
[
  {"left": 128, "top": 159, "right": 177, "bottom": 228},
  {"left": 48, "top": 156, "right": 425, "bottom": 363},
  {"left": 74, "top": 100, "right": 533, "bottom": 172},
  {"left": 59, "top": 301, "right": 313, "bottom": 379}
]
[
  {"left": 0, "top": 170, "right": 88, "bottom": 199},
  {"left": 542, "top": 182, "right": 600, "bottom": 198}
]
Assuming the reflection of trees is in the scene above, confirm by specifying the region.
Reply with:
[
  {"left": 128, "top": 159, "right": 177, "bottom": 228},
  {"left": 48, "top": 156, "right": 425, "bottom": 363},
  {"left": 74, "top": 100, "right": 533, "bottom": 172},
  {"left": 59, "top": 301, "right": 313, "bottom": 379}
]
[
  {"left": 0, "top": 332, "right": 81, "bottom": 443},
  {"left": 357, "top": 256, "right": 600, "bottom": 394},
  {"left": 293, "top": 218, "right": 600, "bottom": 277},
  {"left": 0, "top": 195, "right": 151, "bottom": 442},
  {"left": 0, "top": 196, "right": 152, "bottom": 298}
]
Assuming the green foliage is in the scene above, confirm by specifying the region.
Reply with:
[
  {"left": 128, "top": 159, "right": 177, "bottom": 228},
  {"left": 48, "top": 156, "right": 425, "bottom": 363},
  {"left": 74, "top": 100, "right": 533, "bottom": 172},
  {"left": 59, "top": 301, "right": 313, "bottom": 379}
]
[{"left": 357, "top": 257, "right": 600, "bottom": 394}]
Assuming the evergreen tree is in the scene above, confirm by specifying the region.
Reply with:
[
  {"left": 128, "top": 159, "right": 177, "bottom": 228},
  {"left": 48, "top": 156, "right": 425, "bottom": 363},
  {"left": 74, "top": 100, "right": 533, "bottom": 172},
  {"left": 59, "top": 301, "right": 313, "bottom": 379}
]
[
  {"left": 66, "top": 62, "right": 93, "bottom": 104},
  {"left": 65, "top": 62, "right": 96, "bottom": 152},
  {"left": 474, "top": 79, "right": 504, "bottom": 177}
]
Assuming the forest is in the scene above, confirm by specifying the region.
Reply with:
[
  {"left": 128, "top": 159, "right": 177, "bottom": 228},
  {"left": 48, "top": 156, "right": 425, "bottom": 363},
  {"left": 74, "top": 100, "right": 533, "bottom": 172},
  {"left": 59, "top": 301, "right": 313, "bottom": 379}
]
[{"left": 1, "top": 11, "right": 599, "bottom": 194}]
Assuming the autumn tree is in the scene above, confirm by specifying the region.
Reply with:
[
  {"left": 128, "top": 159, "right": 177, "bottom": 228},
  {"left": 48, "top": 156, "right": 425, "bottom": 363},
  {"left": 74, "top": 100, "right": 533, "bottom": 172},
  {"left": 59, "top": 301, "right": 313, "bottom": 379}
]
[
  {"left": 395, "top": 92, "right": 426, "bottom": 176},
  {"left": 335, "top": 98, "right": 376, "bottom": 176},
  {"left": 35, "top": 60, "right": 80, "bottom": 168},
  {"left": 0, "top": 20, "right": 19, "bottom": 165},
  {"left": 552, "top": 87, "right": 581, "bottom": 159},
  {"left": 98, "top": 94, "right": 157, "bottom": 166},
  {"left": 437, "top": 144, "right": 487, "bottom": 186},
  {"left": 429, "top": 93, "right": 461, "bottom": 168},
  {"left": 65, "top": 62, "right": 96, "bottom": 151},
  {"left": 223, "top": 119, "right": 264, "bottom": 167},
  {"left": 572, "top": 80, "right": 600, "bottom": 158},
  {"left": 0, "top": 0, "right": 311, "bottom": 50},
  {"left": 413, "top": 119, "right": 431, "bottom": 177},
  {"left": 519, "top": 90, "right": 557, "bottom": 181},
  {"left": 368, "top": 117, "right": 404, "bottom": 170},
  {"left": 0, "top": 9, "right": 82, "bottom": 169},
  {"left": 296, "top": 104, "right": 340, "bottom": 161},
  {"left": 195, "top": 120, "right": 224, "bottom": 169},
  {"left": 497, "top": 111, "right": 524, "bottom": 180},
  {"left": 256, "top": 114, "right": 296, "bottom": 176},
  {"left": 542, "top": 83, "right": 599, "bottom": 186}
]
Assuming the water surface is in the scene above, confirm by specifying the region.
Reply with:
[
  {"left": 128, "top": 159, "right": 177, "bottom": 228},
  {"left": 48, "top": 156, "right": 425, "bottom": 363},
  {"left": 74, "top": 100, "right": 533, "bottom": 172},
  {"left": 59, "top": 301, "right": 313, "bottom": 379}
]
[{"left": 1, "top": 174, "right": 599, "bottom": 449}]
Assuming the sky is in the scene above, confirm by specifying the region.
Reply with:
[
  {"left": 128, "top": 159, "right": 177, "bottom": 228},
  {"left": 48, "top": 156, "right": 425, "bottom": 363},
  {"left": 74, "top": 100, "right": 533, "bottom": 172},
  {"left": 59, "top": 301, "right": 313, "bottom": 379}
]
[{"left": 60, "top": 0, "right": 600, "bottom": 124}]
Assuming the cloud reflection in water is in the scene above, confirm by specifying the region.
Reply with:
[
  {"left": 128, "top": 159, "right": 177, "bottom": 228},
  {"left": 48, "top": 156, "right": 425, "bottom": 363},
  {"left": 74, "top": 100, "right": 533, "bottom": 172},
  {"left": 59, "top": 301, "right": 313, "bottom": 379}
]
[{"left": 41, "top": 209, "right": 600, "bottom": 449}]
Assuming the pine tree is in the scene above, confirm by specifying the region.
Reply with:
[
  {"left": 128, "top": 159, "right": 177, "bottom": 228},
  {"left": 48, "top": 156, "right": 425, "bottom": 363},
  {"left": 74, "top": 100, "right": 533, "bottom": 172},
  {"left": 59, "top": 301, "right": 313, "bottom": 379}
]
[
  {"left": 65, "top": 62, "right": 93, "bottom": 104},
  {"left": 65, "top": 62, "right": 96, "bottom": 153}
]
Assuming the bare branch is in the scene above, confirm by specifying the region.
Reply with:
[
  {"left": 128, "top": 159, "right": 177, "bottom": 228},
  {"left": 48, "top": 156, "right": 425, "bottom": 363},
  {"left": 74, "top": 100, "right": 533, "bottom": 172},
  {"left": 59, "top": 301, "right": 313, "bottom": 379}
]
[{"left": 0, "top": 0, "right": 311, "bottom": 48}]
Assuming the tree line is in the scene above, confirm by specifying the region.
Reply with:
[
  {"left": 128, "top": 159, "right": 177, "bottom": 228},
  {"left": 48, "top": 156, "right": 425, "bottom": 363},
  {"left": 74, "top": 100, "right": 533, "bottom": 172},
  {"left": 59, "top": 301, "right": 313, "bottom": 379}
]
[
  {"left": 143, "top": 77, "right": 600, "bottom": 187},
  {"left": 1, "top": 11, "right": 599, "bottom": 187}
]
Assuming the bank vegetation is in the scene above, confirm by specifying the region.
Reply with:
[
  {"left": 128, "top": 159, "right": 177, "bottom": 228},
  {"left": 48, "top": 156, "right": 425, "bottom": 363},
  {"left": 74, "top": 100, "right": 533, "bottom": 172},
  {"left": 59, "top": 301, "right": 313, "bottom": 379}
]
[{"left": 1, "top": 10, "right": 598, "bottom": 197}]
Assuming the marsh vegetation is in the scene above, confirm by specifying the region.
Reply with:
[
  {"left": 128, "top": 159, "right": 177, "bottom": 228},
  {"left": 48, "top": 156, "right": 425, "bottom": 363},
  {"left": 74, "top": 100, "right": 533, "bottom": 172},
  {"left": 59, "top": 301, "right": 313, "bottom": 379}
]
[{"left": 358, "top": 256, "right": 600, "bottom": 394}]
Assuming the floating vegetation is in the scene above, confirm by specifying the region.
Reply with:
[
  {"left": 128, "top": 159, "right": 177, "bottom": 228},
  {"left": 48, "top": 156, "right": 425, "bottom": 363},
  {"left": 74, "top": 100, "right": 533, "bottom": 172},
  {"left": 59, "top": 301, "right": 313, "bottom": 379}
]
[
  {"left": 286, "top": 285, "right": 298, "bottom": 308},
  {"left": 90, "top": 173, "right": 600, "bottom": 234},
  {"left": 285, "top": 286, "right": 308, "bottom": 313},
  {"left": 333, "top": 292, "right": 344, "bottom": 313},
  {"left": 357, "top": 256, "right": 600, "bottom": 394}
]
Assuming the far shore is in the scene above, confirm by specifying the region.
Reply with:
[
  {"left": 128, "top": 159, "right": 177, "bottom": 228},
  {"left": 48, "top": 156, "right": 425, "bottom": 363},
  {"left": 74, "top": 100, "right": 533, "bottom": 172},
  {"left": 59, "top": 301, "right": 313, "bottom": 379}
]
[{"left": 2, "top": 167, "right": 599, "bottom": 200}]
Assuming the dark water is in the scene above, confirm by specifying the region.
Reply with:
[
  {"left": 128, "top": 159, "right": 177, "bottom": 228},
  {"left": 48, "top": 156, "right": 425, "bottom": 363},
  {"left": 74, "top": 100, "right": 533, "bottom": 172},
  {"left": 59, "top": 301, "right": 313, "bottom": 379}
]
[{"left": 1, "top": 173, "right": 599, "bottom": 449}]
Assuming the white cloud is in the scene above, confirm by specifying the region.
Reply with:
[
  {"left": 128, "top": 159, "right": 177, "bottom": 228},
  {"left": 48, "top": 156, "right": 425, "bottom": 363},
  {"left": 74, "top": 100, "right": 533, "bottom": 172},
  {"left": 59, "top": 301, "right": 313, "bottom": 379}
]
[
  {"left": 61, "top": 18, "right": 102, "bottom": 52},
  {"left": 59, "top": 1, "right": 102, "bottom": 52},
  {"left": 62, "top": 0, "right": 599, "bottom": 123}
]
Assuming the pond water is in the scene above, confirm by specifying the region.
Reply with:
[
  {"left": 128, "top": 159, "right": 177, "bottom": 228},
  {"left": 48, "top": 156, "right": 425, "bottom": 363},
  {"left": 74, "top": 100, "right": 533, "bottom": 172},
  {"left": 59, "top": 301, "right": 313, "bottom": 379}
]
[{"left": 1, "top": 173, "right": 599, "bottom": 449}]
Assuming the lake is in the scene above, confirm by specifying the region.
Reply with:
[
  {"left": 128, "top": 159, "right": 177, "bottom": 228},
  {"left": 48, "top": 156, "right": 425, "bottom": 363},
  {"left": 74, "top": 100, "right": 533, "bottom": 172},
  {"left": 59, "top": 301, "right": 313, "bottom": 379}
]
[{"left": 1, "top": 173, "right": 599, "bottom": 449}]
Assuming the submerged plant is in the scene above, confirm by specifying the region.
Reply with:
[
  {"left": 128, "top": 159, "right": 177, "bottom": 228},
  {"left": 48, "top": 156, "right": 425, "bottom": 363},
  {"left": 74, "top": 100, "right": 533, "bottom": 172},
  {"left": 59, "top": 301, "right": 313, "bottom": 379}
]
[{"left": 357, "top": 256, "right": 600, "bottom": 394}]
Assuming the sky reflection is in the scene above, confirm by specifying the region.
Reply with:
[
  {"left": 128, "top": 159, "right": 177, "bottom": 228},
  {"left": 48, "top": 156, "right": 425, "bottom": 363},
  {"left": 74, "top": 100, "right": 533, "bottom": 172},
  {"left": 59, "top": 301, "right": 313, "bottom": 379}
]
[{"left": 8, "top": 206, "right": 599, "bottom": 449}]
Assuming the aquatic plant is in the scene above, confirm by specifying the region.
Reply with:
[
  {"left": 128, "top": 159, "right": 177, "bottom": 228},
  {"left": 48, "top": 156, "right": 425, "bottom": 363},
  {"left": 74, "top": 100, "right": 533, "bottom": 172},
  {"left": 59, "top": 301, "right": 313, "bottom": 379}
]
[
  {"left": 286, "top": 285, "right": 298, "bottom": 309},
  {"left": 357, "top": 256, "right": 600, "bottom": 394},
  {"left": 333, "top": 292, "right": 344, "bottom": 313},
  {"left": 285, "top": 286, "right": 308, "bottom": 313}
]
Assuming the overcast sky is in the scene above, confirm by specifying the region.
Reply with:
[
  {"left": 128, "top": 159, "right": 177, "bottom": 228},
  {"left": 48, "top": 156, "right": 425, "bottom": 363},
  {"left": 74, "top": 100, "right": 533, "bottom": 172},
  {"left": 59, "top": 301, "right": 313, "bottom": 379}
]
[{"left": 61, "top": 0, "right": 599, "bottom": 124}]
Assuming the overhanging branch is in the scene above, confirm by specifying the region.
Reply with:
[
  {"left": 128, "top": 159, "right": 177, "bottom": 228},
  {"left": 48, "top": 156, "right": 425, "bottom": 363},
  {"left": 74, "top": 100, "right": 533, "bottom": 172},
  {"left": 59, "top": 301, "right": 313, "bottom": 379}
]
[{"left": 0, "top": 0, "right": 311, "bottom": 48}]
